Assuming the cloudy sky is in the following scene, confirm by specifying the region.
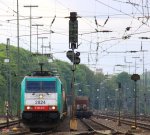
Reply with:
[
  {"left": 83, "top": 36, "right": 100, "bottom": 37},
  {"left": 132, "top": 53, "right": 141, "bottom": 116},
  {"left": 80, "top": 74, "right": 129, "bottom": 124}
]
[{"left": 0, "top": 0, "right": 150, "bottom": 74}]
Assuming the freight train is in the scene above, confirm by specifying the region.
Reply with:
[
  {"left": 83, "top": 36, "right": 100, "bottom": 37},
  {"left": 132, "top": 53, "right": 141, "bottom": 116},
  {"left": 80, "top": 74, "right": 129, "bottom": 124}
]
[
  {"left": 20, "top": 65, "right": 66, "bottom": 130},
  {"left": 75, "top": 96, "right": 92, "bottom": 118}
]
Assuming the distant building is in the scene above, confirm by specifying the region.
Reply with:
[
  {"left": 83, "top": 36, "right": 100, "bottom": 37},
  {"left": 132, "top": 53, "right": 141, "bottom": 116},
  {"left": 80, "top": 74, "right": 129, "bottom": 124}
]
[{"left": 95, "top": 68, "right": 103, "bottom": 74}]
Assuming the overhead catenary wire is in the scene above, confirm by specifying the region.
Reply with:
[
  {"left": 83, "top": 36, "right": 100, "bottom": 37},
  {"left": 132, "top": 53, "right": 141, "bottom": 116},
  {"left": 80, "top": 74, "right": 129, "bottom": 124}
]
[
  {"left": 0, "top": 0, "right": 150, "bottom": 74},
  {"left": 95, "top": 0, "right": 150, "bottom": 27}
]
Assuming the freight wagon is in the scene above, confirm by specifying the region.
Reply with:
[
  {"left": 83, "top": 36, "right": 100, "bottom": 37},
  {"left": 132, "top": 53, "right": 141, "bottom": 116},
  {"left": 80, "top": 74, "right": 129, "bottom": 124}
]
[{"left": 75, "top": 96, "right": 92, "bottom": 118}]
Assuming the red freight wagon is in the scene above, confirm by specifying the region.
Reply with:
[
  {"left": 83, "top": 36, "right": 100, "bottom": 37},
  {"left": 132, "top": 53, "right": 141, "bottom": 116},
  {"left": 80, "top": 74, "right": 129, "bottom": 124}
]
[{"left": 75, "top": 96, "right": 92, "bottom": 118}]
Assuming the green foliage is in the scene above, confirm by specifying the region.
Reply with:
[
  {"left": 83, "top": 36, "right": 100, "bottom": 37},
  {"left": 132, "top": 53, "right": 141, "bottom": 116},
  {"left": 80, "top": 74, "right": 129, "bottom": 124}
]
[
  {"left": 0, "top": 43, "right": 150, "bottom": 115},
  {"left": 53, "top": 60, "right": 72, "bottom": 94}
]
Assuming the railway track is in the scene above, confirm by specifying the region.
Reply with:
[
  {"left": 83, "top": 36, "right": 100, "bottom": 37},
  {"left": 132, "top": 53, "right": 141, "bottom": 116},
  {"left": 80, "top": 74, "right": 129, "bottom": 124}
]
[
  {"left": 1, "top": 115, "right": 149, "bottom": 134},
  {"left": 1, "top": 130, "right": 53, "bottom": 135},
  {"left": 79, "top": 118, "right": 125, "bottom": 135},
  {"left": 0, "top": 119, "right": 64, "bottom": 135},
  {"left": 16, "top": 130, "right": 53, "bottom": 135},
  {"left": 99, "top": 113, "right": 150, "bottom": 123},
  {"left": 0, "top": 120, "right": 19, "bottom": 129},
  {"left": 0, "top": 122, "right": 55, "bottom": 135},
  {"left": 97, "top": 114, "right": 150, "bottom": 131}
]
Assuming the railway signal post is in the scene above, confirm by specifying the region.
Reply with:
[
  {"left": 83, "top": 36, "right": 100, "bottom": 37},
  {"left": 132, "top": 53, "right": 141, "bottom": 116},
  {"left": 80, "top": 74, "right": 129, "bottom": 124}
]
[
  {"left": 5, "top": 101, "right": 9, "bottom": 128},
  {"left": 131, "top": 74, "right": 140, "bottom": 129},
  {"left": 67, "top": 12, "right": 80, "bottom": 131},
  {"left": 118, "top": 82, "right": 121, "bottom": 126}
]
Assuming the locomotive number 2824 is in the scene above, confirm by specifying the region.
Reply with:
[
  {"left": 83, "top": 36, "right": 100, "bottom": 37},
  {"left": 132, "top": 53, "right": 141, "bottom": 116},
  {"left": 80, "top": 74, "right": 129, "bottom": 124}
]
[{"left": 35, "top": 100, "right": 46, "bottom": 104}]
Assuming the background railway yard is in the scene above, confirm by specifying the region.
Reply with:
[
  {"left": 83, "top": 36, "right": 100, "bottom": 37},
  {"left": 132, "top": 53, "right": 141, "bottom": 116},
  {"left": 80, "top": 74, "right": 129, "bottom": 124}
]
[
  {"left": 0, "top": 113, "right": 150, "bottom": 135},
  {"left": 1, "top": 0, "right": 150, "bottom": 135}
]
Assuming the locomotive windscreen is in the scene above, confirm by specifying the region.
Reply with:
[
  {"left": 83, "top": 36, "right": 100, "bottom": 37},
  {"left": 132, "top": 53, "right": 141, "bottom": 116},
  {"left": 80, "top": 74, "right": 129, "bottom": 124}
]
[{"left": 26, "top": 81, "right": 56, "bottom": 93}]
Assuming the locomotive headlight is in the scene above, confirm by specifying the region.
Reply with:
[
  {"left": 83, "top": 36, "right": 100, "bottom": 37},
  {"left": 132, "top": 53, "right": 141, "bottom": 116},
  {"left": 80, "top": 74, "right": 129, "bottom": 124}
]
[
  {"left": 49, "top": 106, "right": 57, "bottom": 111},
  {"left": 27, "top": 106, "right": 32, "bottom": 110},
  {"left": 52, "top": 106, "right": 56, "bottom": 110},
  {"left": 39, "top": 94, "right": 43, "bottom": 99}
]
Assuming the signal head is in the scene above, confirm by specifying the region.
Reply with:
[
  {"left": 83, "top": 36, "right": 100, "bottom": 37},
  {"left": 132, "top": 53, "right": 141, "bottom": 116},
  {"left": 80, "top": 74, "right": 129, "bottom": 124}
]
[{"left": 76, "top": 52, "right": 80, "bottom": 56}]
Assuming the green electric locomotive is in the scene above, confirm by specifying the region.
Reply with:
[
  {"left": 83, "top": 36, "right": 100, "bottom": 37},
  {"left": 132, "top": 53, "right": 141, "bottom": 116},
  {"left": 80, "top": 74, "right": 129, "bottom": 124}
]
[{"left": 20, "top": 69, "right": 66, "bottom": 130}]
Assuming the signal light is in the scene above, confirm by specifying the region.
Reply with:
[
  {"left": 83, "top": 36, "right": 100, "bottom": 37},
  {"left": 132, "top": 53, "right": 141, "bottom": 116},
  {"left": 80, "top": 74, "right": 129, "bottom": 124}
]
[
  {"left": 76, "top": 51, "right": 80, "bottom": 56},
  {"left": 74, "top": 52, "right": 80, "bottom": 64},
  {"left": 66, "top": 50, "right": 80, "bottom": 64},
  {"left": 69, "top": 12, "right": 78, "bottom": 49}
]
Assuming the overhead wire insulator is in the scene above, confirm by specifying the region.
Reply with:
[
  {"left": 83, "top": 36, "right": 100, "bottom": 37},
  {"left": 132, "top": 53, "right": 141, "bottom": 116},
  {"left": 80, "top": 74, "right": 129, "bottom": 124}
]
[
  {"left": 103, "top": 16, "right": 109, "bottom": 26},
  {"left": 139, "top": 37, "right": 150, "bottom": 39}
]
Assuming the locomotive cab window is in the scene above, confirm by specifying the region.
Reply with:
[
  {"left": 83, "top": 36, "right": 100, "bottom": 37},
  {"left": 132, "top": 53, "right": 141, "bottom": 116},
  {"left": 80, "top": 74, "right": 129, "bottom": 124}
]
[
  {"left": 42, "top": 81, "right": 56, "bottom": 93},
  {"left": 26, "top": 81, "right": 56, "bottom": 93},
  {"left": 26, "top": 81, "right": 40, "bottom": 92}
]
